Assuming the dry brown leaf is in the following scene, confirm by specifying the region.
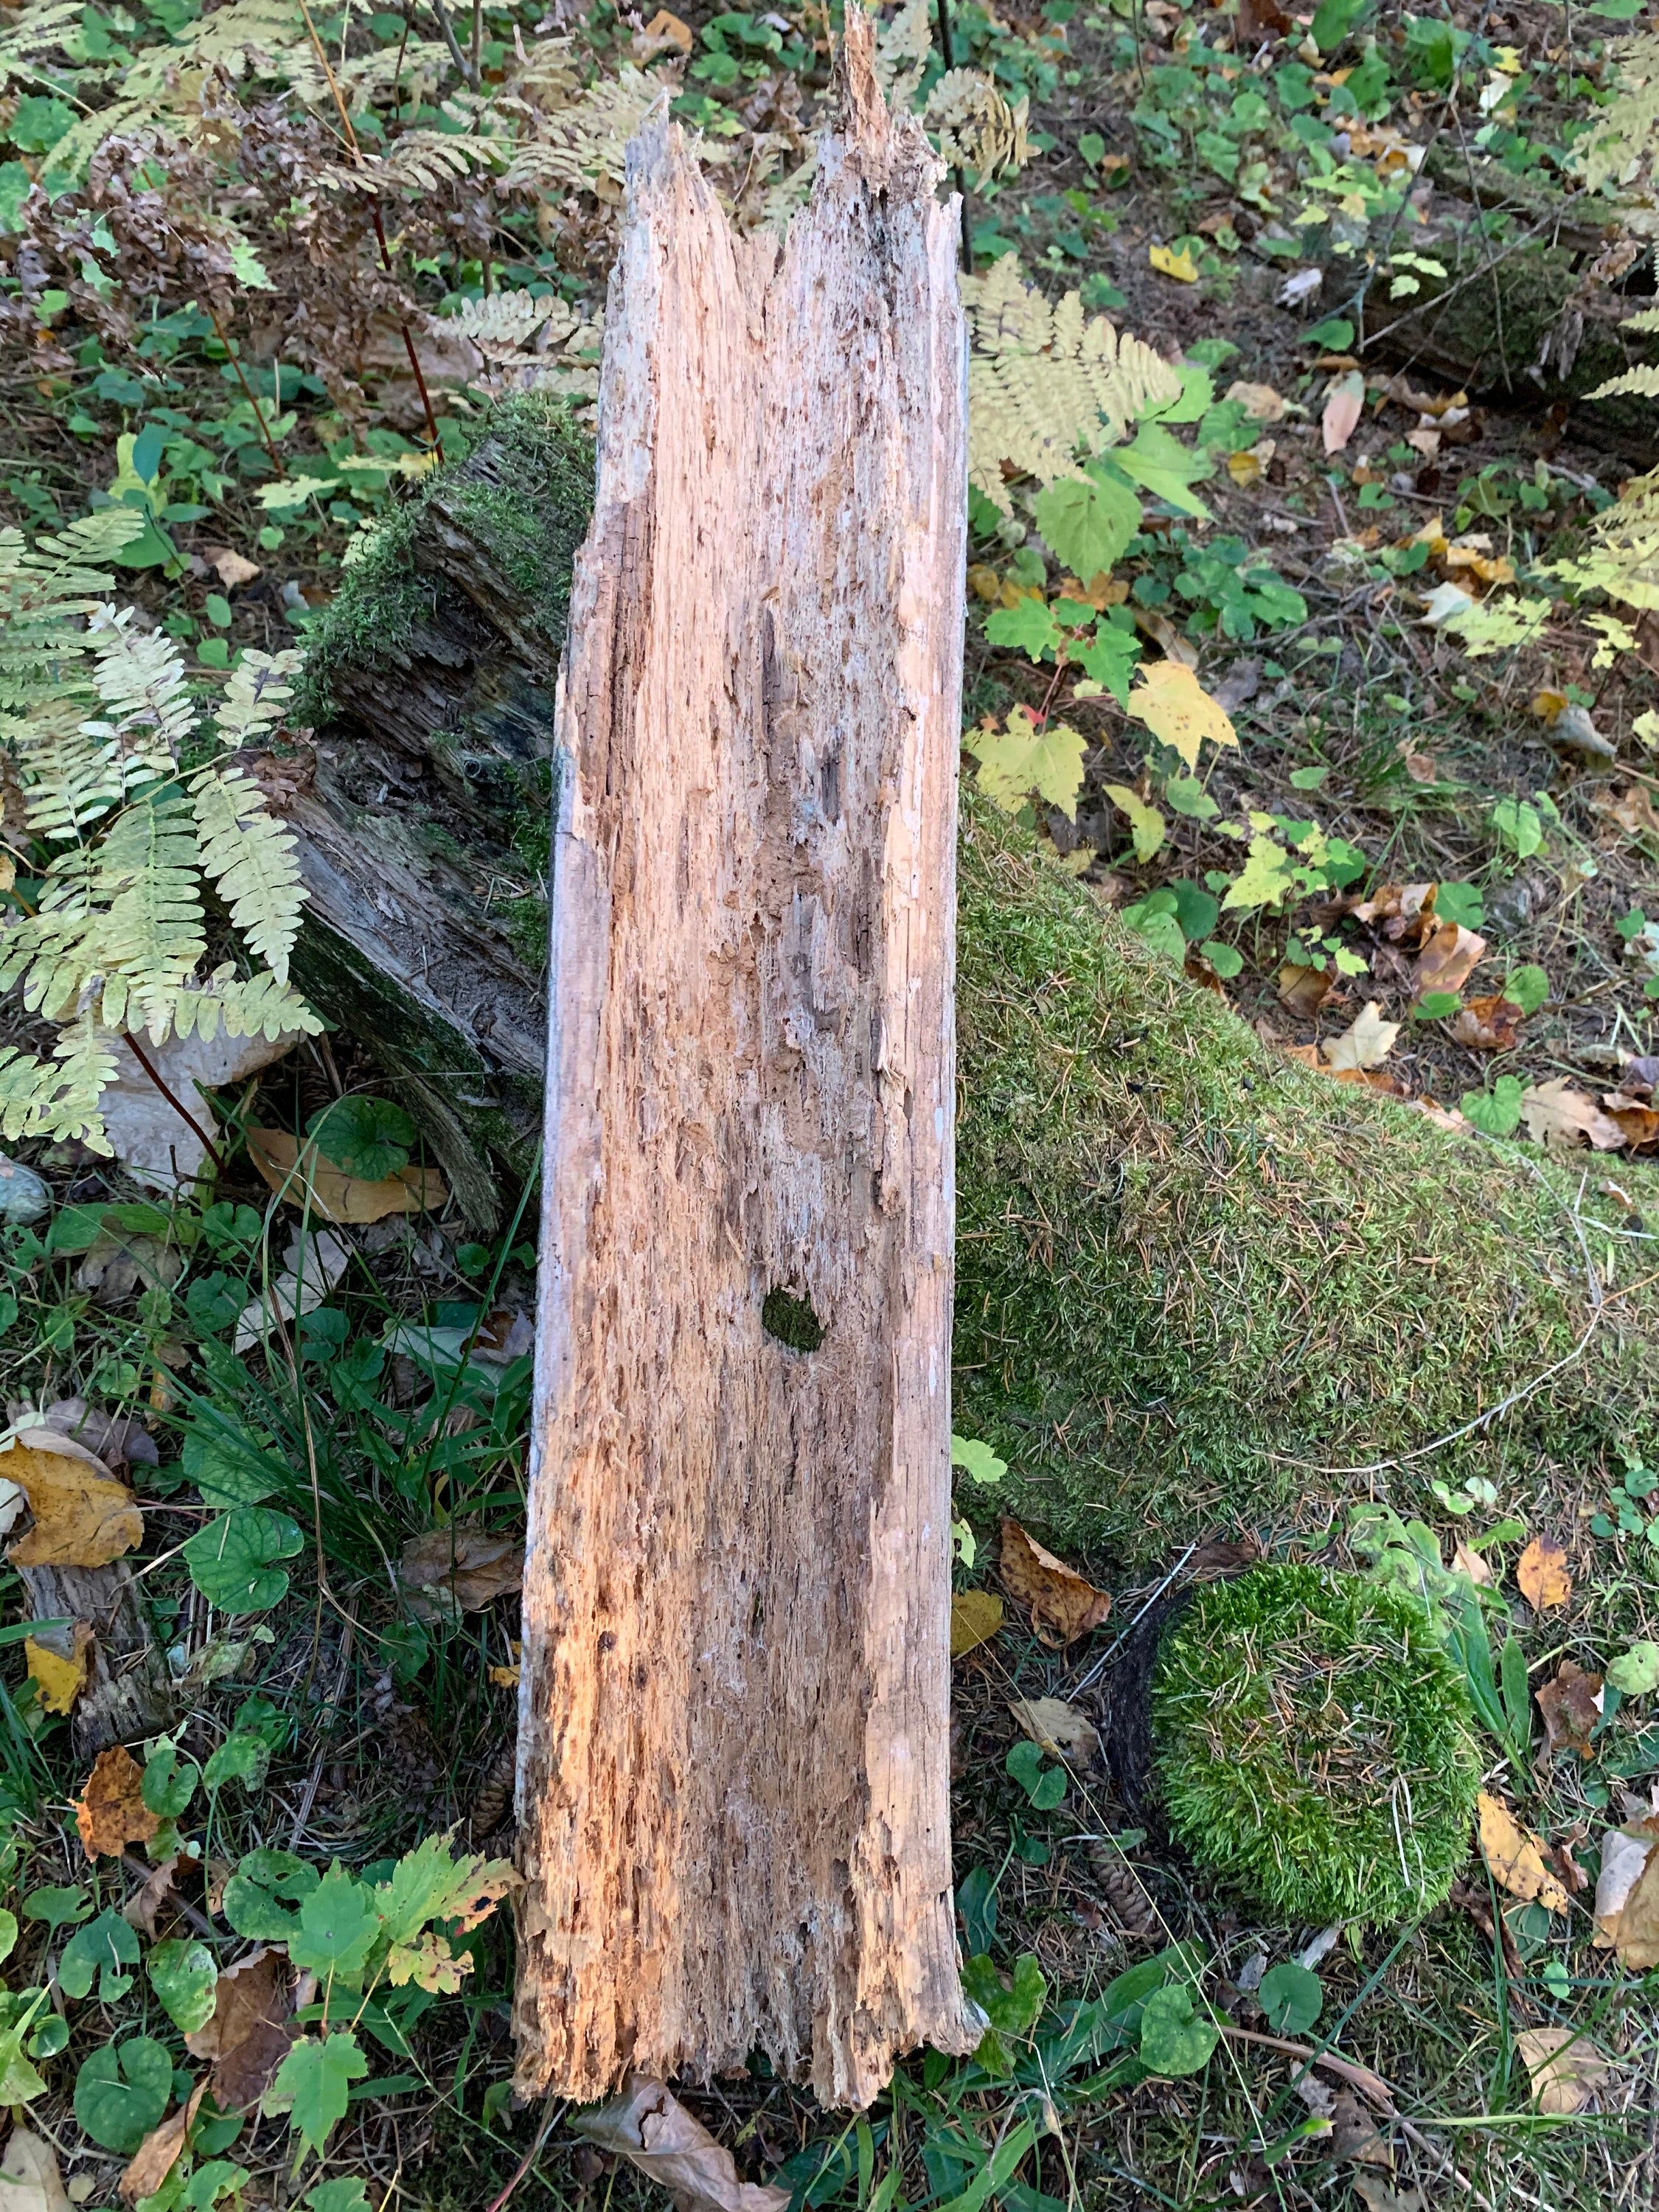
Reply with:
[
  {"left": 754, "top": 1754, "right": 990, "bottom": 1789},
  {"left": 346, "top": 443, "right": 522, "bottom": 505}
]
[
  {"left": 24, "top": 1621, "right": 94, "bottom": 1714},
  {"left": 1608, "top": 1834, "right": 1659, "bottom": 1969},
  {"left": 74, "top": 1745, "right": 161, "bottom": 1860},
  {"left": 1322, "top": 1002, "right": 1400, "bottom": 1072},
  {"left": 998, "top": 1517, "right": 1112, "bottom": 1645},
  {"left": 398, "top": 1523, "right": 524, "bottom": 1624},
  {"left": 1322, "top": 369, "right": 1366, "bottom": 455},
  {"left": 1535, "top": 1660, "right": 1601, "bottom": 1759},
  {"left": 246, "top": 1127, "right": 447, "bottom": 1225},
  {"left": 201, "top": 546, "right": 260, "bottom": 591},
  {"left": 119, "top": 2086, "right": 202, "bottom": 2205},
  {"left": 1594, "top": 1828, "right": 1658, "bottom": 1954},
  {"left": 1477, "top": 1791, "right": 1567, "bottom": 1912},
  {"left": 1328, "top": 2087, "right": 1392, "bottom": 2167},
  {"left": 1517, "top": 1533, "right": 1572, "bottom": 1612},
  {"left": 1450, "top": 994, "right": 1523, "bottom": 1052},
  {"left": 574, "top": 2074, "right": 790, "bottom": 2212},
  {"left": 2, "top": 1437, "right": 143, "bottom": 1567},
  {"left": 1596, "top": 783, "right": 1659, "bottom": 839},
  {"left": 0, "top": 2129, "right": 71, "bottom": 2212},
  {"left": 1350, "top": 2183, "right": 1425, "bottom": 2212},
  {"left": 1277, "top": 962, "right": 1335, "bottom": 1018},
  {"left": 1281, "top": 1041, "right": 1324, "bottom": 1070},
  {"left": 1225, "top": 380, "right": 1288, "bottom": 423},
  {"left": 1008, "top": 1696, "right": 1101, "bottom": 1766},
  {"left": 185, "top": 1947, "right": 296, "bottom": 2110},
  {"left": 1604, "top": 1096, "right": 1659, "bottom": 1150},
  {"left": 100, "top": 1025, "right": 299, "bottom": 1192},
  {"left": 1515, "top": 2028, "right": 1614, "bottom": 2116},
  {"left": 1520, "top": 1079, "right": 1626, "bottom": 1152},
  {"left": 123, "top": 1854, "right": 181, "bottom": 1938},
  {"left": 950, "top": 1589, "right": 1004, "bottom": 1659},
  {"left": 1414, "top": 918, "right": 1487, "bottom": 1001},
  {"left": 1452, "top": 1540, "right": 1493, "bottom": 1587}
]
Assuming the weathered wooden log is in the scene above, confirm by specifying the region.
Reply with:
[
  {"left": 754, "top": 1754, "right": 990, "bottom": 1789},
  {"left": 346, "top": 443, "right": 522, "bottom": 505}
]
[{"left": 507, "top": 18, "right": 973, "bottom": 2110}]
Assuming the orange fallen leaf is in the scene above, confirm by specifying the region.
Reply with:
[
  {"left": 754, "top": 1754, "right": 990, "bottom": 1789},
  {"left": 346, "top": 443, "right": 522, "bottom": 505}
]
[
  {"left": 74, "top": 1745, "right": 161, "bottom": 1860},
  {"left": 1521, "top": 1079, "right": 1626, "bottom": 1152},
  {"left": 1515, "top": 2029, "right": 1613, "bottom": 2116},
  {"left": 1604, "top": 1095, "right": 1659, "bottom": 1150},
  {"left": 1450, "top": 994, "right": 1522, "bottom": 1052},
  {"left": 1414, "top": 918, "right": 1487, "bottom": 1001},
  {"left": 998, "top": 1517, "right": 1111, "bottom": 1646},
  {"left": 1517, "top": 1533, "right": 1571, "bottom": 1612},
  {"left": 246, "top": 1127, "right": 448, "bottom": 1226},
  {"left": 1322, "top": 369, "right": 1366, "bottom": 455},
  {"left": 640, "top": 6, "right": 692, "bottom": 50},
  {"left": 1535, "top": 1659, "right": 1601, "bottom": 1759},
  {"left": 2, "top": 1436, "right": 143, "bottom": 1568},
  {"left": 24, "top": 1621, "right": 94, "bottom": 1715},
  {"left": 1478, "top": 1791, "right": 1567, "bottom": 1912},
  {"left": 950, "top": 1588, "right": 1004, "bottom": 1659}
]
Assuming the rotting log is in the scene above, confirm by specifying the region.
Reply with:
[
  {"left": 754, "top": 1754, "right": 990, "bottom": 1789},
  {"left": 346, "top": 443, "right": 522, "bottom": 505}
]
[{"left": 508, "top": 15, "right": 973, "bottom": 2111}]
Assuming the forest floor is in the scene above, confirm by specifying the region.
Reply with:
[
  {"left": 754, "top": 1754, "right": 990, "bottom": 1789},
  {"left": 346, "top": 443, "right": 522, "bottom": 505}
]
[{"left": 3, "top": 0, "right": 1659, "bottom": 2208}]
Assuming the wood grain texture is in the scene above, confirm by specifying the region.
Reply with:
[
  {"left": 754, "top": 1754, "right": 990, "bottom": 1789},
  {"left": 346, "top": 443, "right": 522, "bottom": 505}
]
[{"left": 513, "top": 10, "right": 971, "bottom": 2112}]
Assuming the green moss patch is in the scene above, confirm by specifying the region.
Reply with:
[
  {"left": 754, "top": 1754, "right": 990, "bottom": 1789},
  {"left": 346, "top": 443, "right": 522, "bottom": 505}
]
[
  {"left": 1151, "top": 1565, "right": 1480, "bottom": 1924},
  {"left": 954, "top": 799, "right": 1659, "bottom": 1559}
]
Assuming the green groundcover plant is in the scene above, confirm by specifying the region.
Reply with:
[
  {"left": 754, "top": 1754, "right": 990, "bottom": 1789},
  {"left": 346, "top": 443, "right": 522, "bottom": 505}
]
[{"left": 1152, "top": 1564, "right": 1481, "bottom": 1925}]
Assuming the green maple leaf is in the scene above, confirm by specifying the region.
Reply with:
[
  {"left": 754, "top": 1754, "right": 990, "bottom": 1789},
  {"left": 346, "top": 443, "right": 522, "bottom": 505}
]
[
  {"left": 967, "top": 713, "right": 1089, "bottom": 821},
  {"left": 1032, "top": 470, "right": 1142, "bottom": 582},
  {"left": 1221, "top": 834, "right": 1295, "bottom": 912},
  {"left": 1107, "top": 422, "right": 1212, "bottom": 520},
  {"left": 287, "top": 1867, "right": 383, "bottom": 1987},
  {"left": 271, "top": 2033, "right": 369, "bottom": 2165},
  {"left": 984, "top": 595, "right": 1062, "bottom": 661}
]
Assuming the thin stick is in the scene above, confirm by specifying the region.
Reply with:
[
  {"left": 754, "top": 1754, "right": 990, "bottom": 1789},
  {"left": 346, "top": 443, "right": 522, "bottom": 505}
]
[
  {"left": 203, "top": 305, "right": 285, "bottom": 473},
  {"left": 1216, "top": 2023, "right": 1395, "bottom": 2115},
  {"left": 122, "top": 1029, "right": 227, "bottom": 1180},
  {"left": 482, "top": 2095, "right": 565, "bottom": 2212},
  {"left": 295, "top": 0, "right": 444, "bottom": 451}
]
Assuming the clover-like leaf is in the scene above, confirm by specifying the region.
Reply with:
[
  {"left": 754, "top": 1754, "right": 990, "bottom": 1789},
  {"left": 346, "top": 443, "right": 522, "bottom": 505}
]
[
  {"left": 1138, "top": 1983, "right": 1219, "bottom": 2077},
  {"left": 306, "top": 1096, "right": 416, "bottom": 1180},
  {"left": 142, "top": 1740, "right": 201, "bottom": 1820},
  {"left": 58, "top": 1907, "right": 139, "bottom": 2002},
  {"left": 182, "top": 1509, "right": 305, "bottom": 1615},
  {"left": 1258, "top": 1961, "right": 1323, "bottom": 2037},
  {"left": 147, "top": 1936, "right": 218, "bottom": 2036},
  {"left": 74, "top": 2036, "right": 173, "bottom": 2153}
]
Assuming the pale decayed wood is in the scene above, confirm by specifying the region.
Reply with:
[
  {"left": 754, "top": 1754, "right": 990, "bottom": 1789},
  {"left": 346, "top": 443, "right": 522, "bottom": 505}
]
[{"left": 512, "top": 12, "right": 971, "bottom": 2111}]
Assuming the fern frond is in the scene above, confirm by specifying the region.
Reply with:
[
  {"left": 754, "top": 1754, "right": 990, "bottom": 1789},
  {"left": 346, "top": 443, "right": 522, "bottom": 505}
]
[
  {"left": 190, "top": 765, "right": 305, "bottom": 982},
  {"left": 1554, "top": 467, "right": 1659, "bottom": 613},
  {"left": 0, "top": 1018, "right": 116, "bottom": 1151},
  {"left": 1622, "top": 305, "right": 1659, "bottom": 335},
  {"left": 874, "top": 0, "right": 932, "bottom": 106},
  {"left": 189, "top": 967, "right": 324, "bottom": 1040},
  {"left": 0, "top": 0, "right": 85, "bottom": 79},
  {"left": 0, "top": 510, "right": 142, "bottom": 714},
  {"left": 1589, "top": 361, "right": 1659, "bottom": 402},
  {"left": 37, "top": 97, "right": 153, "bottom": 193},
  {"left": 961, "top": 260, "right": 1183, "bottom": 512},
  {"left": 17, "top": 719, "right": 128, "bottom": 843},
  {"left": 85, "top": 607, "right": 198, "bottom": 784},
  {"left": 497, "top": 68, "right": 660, "bottom": 195},
  {"left": 209, "top": 647, "right": 302, "bottom": 749},
  {"left": 1576, "top": 32, "right": 1659, "bottom": 198},
  {"left": 328, "top": 128, "right": 507, "bottom": 196},
  {"left": 923, "top": 69, "right": 1029, "bottom": 185},
  {"left": 93, "top": 788, "right": 205, "bottom": 1040}
]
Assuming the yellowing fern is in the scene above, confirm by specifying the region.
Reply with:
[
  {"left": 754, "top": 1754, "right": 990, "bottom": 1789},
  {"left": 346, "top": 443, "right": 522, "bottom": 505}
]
[
  {"left": 1576, "top": 32, "right": 1659, "bottom": 198},
  {"left": 962, "top": 260, "right": 1183, "bottom": 512}
]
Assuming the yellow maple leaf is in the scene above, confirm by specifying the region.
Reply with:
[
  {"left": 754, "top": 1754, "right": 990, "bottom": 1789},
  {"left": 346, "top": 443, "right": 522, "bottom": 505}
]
[
  {"left": 1149, "top": 243, "right": 1198, "bottom": 283},
  {"left": 1101, "top": 784, "right": 1166, "bottom": 863},
  {"left": 966, "top": 709, "right": 1089, "bottom": 819},
  {"left": 387, "top": 1933, "right": 472, "bottom": 1994},
  {"left": 26, "top": 1624, "right": 93, "bottom": 1717},
  {"left": 1126, "top": 661, "right": 1237, "bottom": 771},
  {"left": 1477, "top": 1790, "right": 1567, "bottom": 1913}
]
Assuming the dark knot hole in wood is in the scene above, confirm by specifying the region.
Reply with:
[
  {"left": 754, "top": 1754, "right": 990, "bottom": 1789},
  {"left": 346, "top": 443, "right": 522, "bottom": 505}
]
[{"left": 761, "top": 1287, "right": 824, "bottom": 1354}]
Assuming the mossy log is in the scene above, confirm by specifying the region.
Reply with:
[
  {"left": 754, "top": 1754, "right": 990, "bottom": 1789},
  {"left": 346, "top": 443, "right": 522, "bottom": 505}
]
[{"left": 285, "top": 398, "right": 1659, "bottom": 1560}]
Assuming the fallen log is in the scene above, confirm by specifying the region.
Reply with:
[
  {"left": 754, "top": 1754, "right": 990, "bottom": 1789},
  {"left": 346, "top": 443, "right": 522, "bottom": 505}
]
[{"left": 505, "top": 16, "right": 971, "bottom": 2108}]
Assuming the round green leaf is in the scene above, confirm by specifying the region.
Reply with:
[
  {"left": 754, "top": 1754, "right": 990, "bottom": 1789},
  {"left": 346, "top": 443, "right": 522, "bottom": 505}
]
[
  {"left": 305, "top": 1096, "right": 416, "bottom": 1180},
  {"left": 59, "top": 1908, "right": 139, "bottom": 2002},
  {"left": 142, "top": 1742, "right": 201, "bottom": 1820},
  {"left": 1257, "top": 1960, "right": 1323, "bottom": 2037},
  {"left": 181, "top": 1509, "right": 305, "bottom": 1615},
  {"left": 1138, "top": 1983, "right": 1219, "bottom": 2077},
  {"left": 1005, "top": 1739, "right": 1065, "bottom": 1809},
  {"left": 74, "top": 2037, "right": 173, "bottom": 2153},
  {"left": 1459, "top": 1075, "right": 1525, "bottom": 1139},
  {"left": 1607, "top": 1642, "right": 1659, "bottom": 1697},
  {"left": 1200, "top": 939, "right": 1244, "bottom": 978},
  {"left": 0, "top": 1907, "right": 17, "bottom": 1968},
  {"left": 147, "top": 1937, "right": 218, "bottom": 2036}
]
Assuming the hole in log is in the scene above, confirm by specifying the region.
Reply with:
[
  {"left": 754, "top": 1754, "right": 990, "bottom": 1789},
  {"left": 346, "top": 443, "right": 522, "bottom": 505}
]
[{"left": 761, "top": 1287, "right": 824, "bottom": 1353}]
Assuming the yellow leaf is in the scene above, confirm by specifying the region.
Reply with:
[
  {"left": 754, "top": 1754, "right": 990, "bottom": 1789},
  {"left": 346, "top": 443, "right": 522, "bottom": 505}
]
[
  {"left": 386, "top": 1933, "right": 472, "bottom": 1994},
  {"left": 966, "top": 709, "right": 1089, "bottom": 819},
  {"left": 1226, "top": 448, "right": 1262, "bottom": 487},
  {"left": 950, "top": 1589, "right": 1004, "bottom": 1659},
  {"left": 488, "top": 1663, "right": 521, "bottom": 1688},
  {"left": 1515, "top": 2028, "right": 1613, "bottom": 2116},
  {"left": 1126, "top": 660, "right": 1237, "bottom": 771},
  {"left": 1517, "top": 1533, "right": 1572, "bottom": 1611},
  {"left": 246, "top": 1127, "right": 448, "bottom": 1226},
  {"left": 1100, "top": 784, "right": 1166, "bottom": 863},
  {"left": 25, "top": 1623, "right": 94, "bottom": 1716},
  {"left": 1322, "top": 1002, "right": 1400, "bottom": 1072},
  {"left": 1477, "top": 1790, "right": 1567, "bottom": 1913},
  {"left": 2, "top": 1437, "right": 143, "bottom": 1568},
  {"left": 1149, "top": 243, "right": 1198, "bottom": 283}
]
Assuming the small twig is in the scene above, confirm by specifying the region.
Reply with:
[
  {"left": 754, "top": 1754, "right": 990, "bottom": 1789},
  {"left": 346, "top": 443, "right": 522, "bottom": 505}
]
[
  {"left": 1360, "top": 208, "right": 1575, "bottom": 356},
  {"left": 122, "top": 1029, "right": 228, "bottom": 1180},
  {"left": 121, "top": 1852, "right": 218, "bottom": 1940},
  {"left": 482, "top": 2094, "right": 565, "bottom": 2212},
  {"left": 426, "top": 0, "right": 477, "bottom": 88},
  {"left": 202, "top": 305, "right": 285, "bottom": 474},
  {"left": 1216, "top": 2023, "right": 1395, "bottom": 2115}
]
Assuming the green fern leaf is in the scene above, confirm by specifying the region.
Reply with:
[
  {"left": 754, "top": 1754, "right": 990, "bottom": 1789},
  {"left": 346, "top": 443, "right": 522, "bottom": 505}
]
[
  {"left": 94, "top": 789, "right": 206, "bottom": 1039},
  {"left": 190, "top": 766, "right": 305, "bottom": 982}
]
